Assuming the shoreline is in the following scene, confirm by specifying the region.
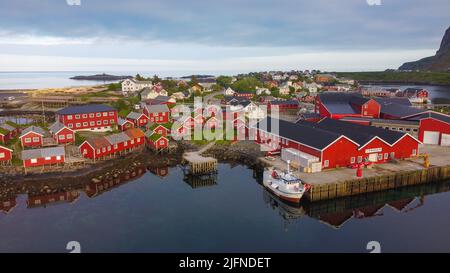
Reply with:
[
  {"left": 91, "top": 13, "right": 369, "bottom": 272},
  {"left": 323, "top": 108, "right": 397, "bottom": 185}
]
[{"left": 358, "top": 80, "right": 450, "bottom": 87}]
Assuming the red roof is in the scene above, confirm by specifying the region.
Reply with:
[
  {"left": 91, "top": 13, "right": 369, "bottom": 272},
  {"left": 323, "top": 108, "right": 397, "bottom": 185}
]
[{"left": 124, "top": 128, "right": 145, "bottom": 139}]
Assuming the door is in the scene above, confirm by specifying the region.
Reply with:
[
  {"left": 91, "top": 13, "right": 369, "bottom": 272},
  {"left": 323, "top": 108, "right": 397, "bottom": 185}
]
[
  {"left": 441, "top": 134, "right": 450, "bottom": 146},
  {"left": 423, "top": 131, "right": 440, "bottom": 145},
  {"left": 368, "top": 153, "right": 378, "bottom": 162}
]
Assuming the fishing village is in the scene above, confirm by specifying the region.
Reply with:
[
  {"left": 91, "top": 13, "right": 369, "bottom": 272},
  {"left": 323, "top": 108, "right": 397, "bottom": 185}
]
[{"left": 1, "top": 70, "right": 450, "bottom": 207}]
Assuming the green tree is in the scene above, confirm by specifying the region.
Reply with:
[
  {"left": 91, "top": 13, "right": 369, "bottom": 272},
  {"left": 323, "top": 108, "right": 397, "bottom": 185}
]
[
  {"left": 231, "top": 77, "right": 262, "bottom": 92},
  {"left": 135, "top": 74, "right": 145, "bottom": 81},
  {"left": 216, "top": 76, "right": 233, "bottom": 88}
]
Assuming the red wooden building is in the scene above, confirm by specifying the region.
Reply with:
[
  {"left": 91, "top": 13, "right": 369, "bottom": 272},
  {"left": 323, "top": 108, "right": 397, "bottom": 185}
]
[
  {"left": 21, "top": 146, "right": 65, "bottom": 168},
  {"left": 148, "top": 123, "right": 171, "bottom": 137},
  {"left": 55, "top": 104, "right": 118, "bottom": 132},
  {"left": 254, "top": 117, "right": 420, "bottom": 170},
  {"left": 19, "top": 126, "right": 46, "bottom": 148},
  {"left": 146, "top": 133, "right": 169, "bottom": 151},
  {"left": 413, "top": 112, "right": 450, "bottom": 146},
  {"left": 0, "top": 145, "right": 13, "bottom": 165},
  {"left": 118, "top": 118, "right": 134, "bottom": 131},
  {"left": 49, "top": 122, "right": 75, "bottom": 144},
  {"left": 126, "top": 112, "right": 149, "bottom": 127},
  {"left": 234, "top": 91, "right": 254, "bottom": 99},
  {"left": 80, "top": 128, "right": 145, "bottom": 160},
  {"left": 143, "top": 104, "right": 170, "bottom": 124},
  {"left": 316, "top": 92, "right": 381, "bottom": 119},
  {"left": 0, "top": 121, "right": 20, "bottom": 144}
]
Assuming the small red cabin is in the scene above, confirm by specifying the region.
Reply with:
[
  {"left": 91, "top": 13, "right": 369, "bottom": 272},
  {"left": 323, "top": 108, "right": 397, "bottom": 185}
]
[
  {"left": 143, "top": 104, "right": 170, "bottom": 124},
  {"left": 0, "top": 145, "right": 13, "bottom": 164},
  {"left": 21, "top": 146, "right": 65, "bottom": 168},
  {"left": 19, "top": 126, "right": 45, "bottom": 148},
  {"left": 49, "top": 122, "right": 75, "bottom": 144},
  {"left": 127, "top": 112, "right": 149, "bottom": 127},
  {"left": 118, "top": 118, "right": 134, "bottom": 131}
]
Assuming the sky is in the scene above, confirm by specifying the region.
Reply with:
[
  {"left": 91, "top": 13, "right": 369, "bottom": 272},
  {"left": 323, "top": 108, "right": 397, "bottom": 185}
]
[{"left": 0, "top": 0, "right": 449, "bottom": 75}]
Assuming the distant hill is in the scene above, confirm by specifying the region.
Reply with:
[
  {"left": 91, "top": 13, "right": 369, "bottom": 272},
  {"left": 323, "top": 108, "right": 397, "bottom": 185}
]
[
  {"left": 399, "top": 26, "right": 450, "bottom": 71},
  {"left": 70, "top": 73, "right": 132, "bottom": 81}
]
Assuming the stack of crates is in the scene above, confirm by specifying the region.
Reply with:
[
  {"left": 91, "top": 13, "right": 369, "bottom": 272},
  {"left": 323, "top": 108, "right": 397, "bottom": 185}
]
[{"left": 281, "top": 148, "right": 322, "bottom": 173}]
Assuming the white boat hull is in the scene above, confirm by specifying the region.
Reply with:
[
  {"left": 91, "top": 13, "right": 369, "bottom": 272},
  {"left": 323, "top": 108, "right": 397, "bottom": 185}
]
[{"left": 263, "top": 170, "right": 307, "bottom": 203}]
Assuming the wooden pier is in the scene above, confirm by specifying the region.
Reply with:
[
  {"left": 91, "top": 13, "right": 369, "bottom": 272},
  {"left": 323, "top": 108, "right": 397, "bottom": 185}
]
[{"left": 182, "top": 142, "right": 218, "bottom": 175}]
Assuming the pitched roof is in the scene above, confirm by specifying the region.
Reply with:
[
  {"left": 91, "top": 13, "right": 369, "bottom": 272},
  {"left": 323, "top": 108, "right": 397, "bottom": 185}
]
[
  {"left": 84, "top": 137, "right": 111, "bottom": 149},
  {"left": 22, "top": 146, "right": 65, "bottom": 160},
  {"left": 124, "top": 128, "right": 145, "bottom": 139},
  {"left": 118, "top": 117, "right": 133, "bottom": 126},
  {"left": 127, "top": 111, "right": 145, "bottom": 120},
  {"left": 314, "top": 118, "right": 410, "bottom": 146},
  {"left": 255, "top": 117, "right": 342, "bottom": 150},
  {"left": 0, "top": 123, "right": 15, "bottom": 133},
  {"left": 374, "top": 97, "right": 412, "bottom": 106},
  {"left": 379, "top": 103, "right": 425, "bottom": 119},
  {"left": 148, "top": 133, "right": 165, "bottom": 142},
  {"left": 408, "top": 111, "right": 450, "bottom": 124},
  {"left": 318, "top": 92, "right": 361, "bottom": 114},
  {"left": 49, "top": 122, "right": 71, "bottom": 134},
  {"left": 144, "top": 104, "right": 169, "bottom": 114},
  {"left": 56, "top": 104, "right": 116, "bottom": 115},
  {"left": 105, "top": 132, "right": 130, "bottom": 145},
  {"left": 20, "top": 126, "right": 46, "bottom": 137}
]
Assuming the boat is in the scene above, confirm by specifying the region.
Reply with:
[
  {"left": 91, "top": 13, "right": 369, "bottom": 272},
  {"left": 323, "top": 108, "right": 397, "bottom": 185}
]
[{"left": 263, "top": 160, "right": 311, "bottom": 203}]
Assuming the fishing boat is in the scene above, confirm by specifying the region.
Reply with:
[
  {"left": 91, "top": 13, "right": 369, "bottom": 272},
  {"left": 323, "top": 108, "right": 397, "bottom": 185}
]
[{"left": 263, "top": 160, "right": 311, "bottom": 203}]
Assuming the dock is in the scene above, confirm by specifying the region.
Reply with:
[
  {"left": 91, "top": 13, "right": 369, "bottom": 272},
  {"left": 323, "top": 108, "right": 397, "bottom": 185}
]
[
  {"left": 182, "top": 142, "right": 218, "bottom": 175},
  {"left": 259, "top": 145, "right": 450, "bottom": 202}
]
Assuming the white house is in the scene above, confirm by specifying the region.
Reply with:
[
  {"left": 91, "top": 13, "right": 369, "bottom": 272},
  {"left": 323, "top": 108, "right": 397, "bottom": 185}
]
[
  {"left": 141, "top": 87, "right": 169, "bottom": 100},
  {"left": 224, "top": 87, "right": 236, "bottom": 96},
  {"left": 256, "top": 87, "right": 271, "bottom": 96},
  {"left": 279, "top": 84, "right": 291, "bottom": 95},
  {"left": 121, "top": 79, "right": 153, "bottom": 96},
  {"left": 304, "top": 83, "right": 319, "bottom": 94},
  {"left": 243, "top": 101, "right": 266, "bottom": 120}
]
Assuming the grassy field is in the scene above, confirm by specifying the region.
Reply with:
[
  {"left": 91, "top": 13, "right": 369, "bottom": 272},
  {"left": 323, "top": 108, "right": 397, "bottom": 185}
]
[{"left": 336, "top": 71, "right": 450, "bottom": 86}]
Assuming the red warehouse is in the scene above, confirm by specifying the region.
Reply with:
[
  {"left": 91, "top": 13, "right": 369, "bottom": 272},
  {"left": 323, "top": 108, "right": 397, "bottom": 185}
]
[
  {"left": 56, "top": 104, "right": 118, "bottom": 132},
  {"left": 315, "top": 92, "right": 381, "bottom": 119},
  {"left": 411, "top": 112, "right": 450, "bottom": 146},
  {"left": 19, "top": 126, "right": 45, "bottom": 148},
  {"left": 49, "top": 122, "right": 75, "bottom": 144},
  {"left": 0, "top": 145, "right": 13, "bottom": 164},
  {"left": 21, "top": 146, "right": 65, "bottom": 168},
  {"left": 118, "top": 118, "right": 134, "bottom": 131},
  {"left": 127, "top": 112, "right": 149, "bottom": 127},
  {"left": 143, "top": 104, "right": 170, "bottom": 124},
  {"left": 254, "top": 117, "right": 420, "bottom": 170}
]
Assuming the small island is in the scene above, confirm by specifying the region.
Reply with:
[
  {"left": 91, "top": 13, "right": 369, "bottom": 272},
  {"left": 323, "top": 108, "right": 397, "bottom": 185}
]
[{"left": 70, "top": 73, "right": 133, "bottom": 81}]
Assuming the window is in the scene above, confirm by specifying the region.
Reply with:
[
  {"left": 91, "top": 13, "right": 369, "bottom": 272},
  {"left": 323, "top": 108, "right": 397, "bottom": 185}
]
[
  {"left": 109, "top": 112, "right": 114, "bottom": 116},
  {"left": 110, "top": 119, "right": 115, "bottom": 124},
  {"left": 390, "top": 152, "right": 395, "bottom": 158},
  {"left": 412, "top": 149, "right": 417, "bottom": 156},
  {"left": 103, "top": 112, "right": 108, "bottom": 117},
  {"left": 75, "top": 115, "right": 81, "bottom": 119},
  {"left": 124, "top": 142, "right": 128, "bottom": 147},
  {"left": 102, "top": 147, "right": 106, "bottom": 152},
  {"left": 30, "top": 158, "right": 37, "bottom": 164},
  {"left": 83, "top": 122, "right": 88, "bottom": 127},
  {"left": 131, "top": 140, "right": 135, "bottom": 145},
  {"left": 137, "top": 138, "right": 140, "bottom": 143},
  {"left": 350, "top": 157, "right": 355, "bottom": 164},
  {"left": 159, "top": 140, "right": 165, "bottom": 145},
  {"left": 107, "top": 146, "right": 111, "bottom": 151},
  {"left": 90, "top": 121, "right": 95, "bottom": 126},
  {"left": 68, "top": 123, "right": 73, "bottom": 128},
  {"left": 45, "top": 157, "right": 51, "bottom": 160},
  {"left": 33, "top": 137, "right": 39, "bottom": 142},
  {"left": 324, "top": 160, "right": 329, "bottom": 168},
  {"left": 96, "top": 113, "right": 101, "bottom": 117},
  {"left": 103, "top": 120, "right": 108, "bottom": 125},
  {"left": 82, "top": 114, "right": 87, "bottom": 118},
  {"left": 83, "top": 149, "right": 87, "bottom": 155},
  {"left": 56, "top": 156, "right": 61, "bottom": 161},
  {"left": 0, "top": 153, "right": 5, "bottom": 159},
  {"left": 59, "top": 135, "right": 65, "bottom": 140},
  {"left": 67, "top": 115, "right": 73, "bottom": 120},
  {"left": 76, "top": 123, "right": 81, "bottom": 128},
  {"left": 67, "top": 134, "right": 73, "bottom": 139},
  {"left": 114, "top": 144, "right": 118, "bottom": 149},
  {"left": 384, "top": 153, "right": 388, "bottom": 159},
  {"left": 89, "top": 113, "right": 94, "bottom": 118},
  {"left": 357, "top": 156, "right": 363, "bottom": 163},
  {"left": 96, "top": 149, "right": 100, "bottom": 154},
  {"left": 378, "top": 154, "right": 383, "bottom": 161},
  {"left": 25, "top": 138, "right": 31, "bottom": 143},
  {"left": 97, "top": 121, "right": 101, "bottom": 125}
]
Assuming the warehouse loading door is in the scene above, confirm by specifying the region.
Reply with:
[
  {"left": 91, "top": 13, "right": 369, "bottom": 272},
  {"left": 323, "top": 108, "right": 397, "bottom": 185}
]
[
  {"left": 423, "top": 131, "right": 440, "bottom": 145},
  {"left": 441, "top": 134, "right": 450, "bottom": 146}
]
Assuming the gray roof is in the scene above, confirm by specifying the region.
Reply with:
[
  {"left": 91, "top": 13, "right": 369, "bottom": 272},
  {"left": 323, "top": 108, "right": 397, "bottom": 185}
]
[
  {"left": 21, "top": 126, "right": 46, "bottom": 137},
  {"left": 340, "top": 117, "right": 419, "bottom": 126},
  {"left": 22, "top": 146, "right": 65, "bottom": 160},
  {"left": 56, "top": 104, "right": 116, "bottom": 115},
  {"left": 127, "top": 112, "right": 144, "bottom": 120},
  {"left": 49, "top": 122, "right": 69, "bottom": 134},
  {"left": 105, "top": 132, "right": 130, "bottom": 145},
  {"left": 145, "top": 104, "right": 169, "bottom": 114},
  {"left": 118, "top": 118, "right": 131, "bottom": 126},
  {"left": 0, "top": 123, "right": 15, "bottom": 132},
  {"left": 379, "top": 103, "right": 425, "bottom": 119},
  {"left": 407, "top": 111, "right": 450, "bottom": 124}
]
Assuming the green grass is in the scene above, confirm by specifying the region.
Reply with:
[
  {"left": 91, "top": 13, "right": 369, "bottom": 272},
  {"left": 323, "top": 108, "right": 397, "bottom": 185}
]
[{"left": 336, "top": 71, "right": 450, "bottom": 86}]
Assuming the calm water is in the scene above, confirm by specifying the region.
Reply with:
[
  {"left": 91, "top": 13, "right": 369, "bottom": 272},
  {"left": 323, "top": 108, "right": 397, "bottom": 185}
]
[
  {"left": 364, "top": 84, "right": 450, "bottom": 104},
  {"left": 1, "top": 164, "right": 449, "bottom": 253}
]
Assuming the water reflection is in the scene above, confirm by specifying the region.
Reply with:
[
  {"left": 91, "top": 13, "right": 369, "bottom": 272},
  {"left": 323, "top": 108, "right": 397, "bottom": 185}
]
[
  {"left": 27, "top": 190, "right": 80, "bottom": 209},
  {"left": 183, "top": 173, "right": 218, "bottom": 189}
]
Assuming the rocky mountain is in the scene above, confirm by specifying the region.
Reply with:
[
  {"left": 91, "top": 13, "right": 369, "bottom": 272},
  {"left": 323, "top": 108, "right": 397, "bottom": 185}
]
[{"left": 399, "top": 26, "right": 450, "bottom": 71}]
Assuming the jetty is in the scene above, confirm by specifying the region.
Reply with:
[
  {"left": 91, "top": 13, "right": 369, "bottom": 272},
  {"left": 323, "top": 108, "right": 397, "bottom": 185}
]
[
  {"left": 259, "top": 145, "right": 450, "bottom": 202},
  {"left": 182, "top": 142, "right": 218, "bottom": 175}
]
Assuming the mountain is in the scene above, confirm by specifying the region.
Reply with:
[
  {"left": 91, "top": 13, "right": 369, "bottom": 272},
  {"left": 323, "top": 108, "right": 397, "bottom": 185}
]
[{"left": 399, "top": 26, "right": 450, "bottom": 71}]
